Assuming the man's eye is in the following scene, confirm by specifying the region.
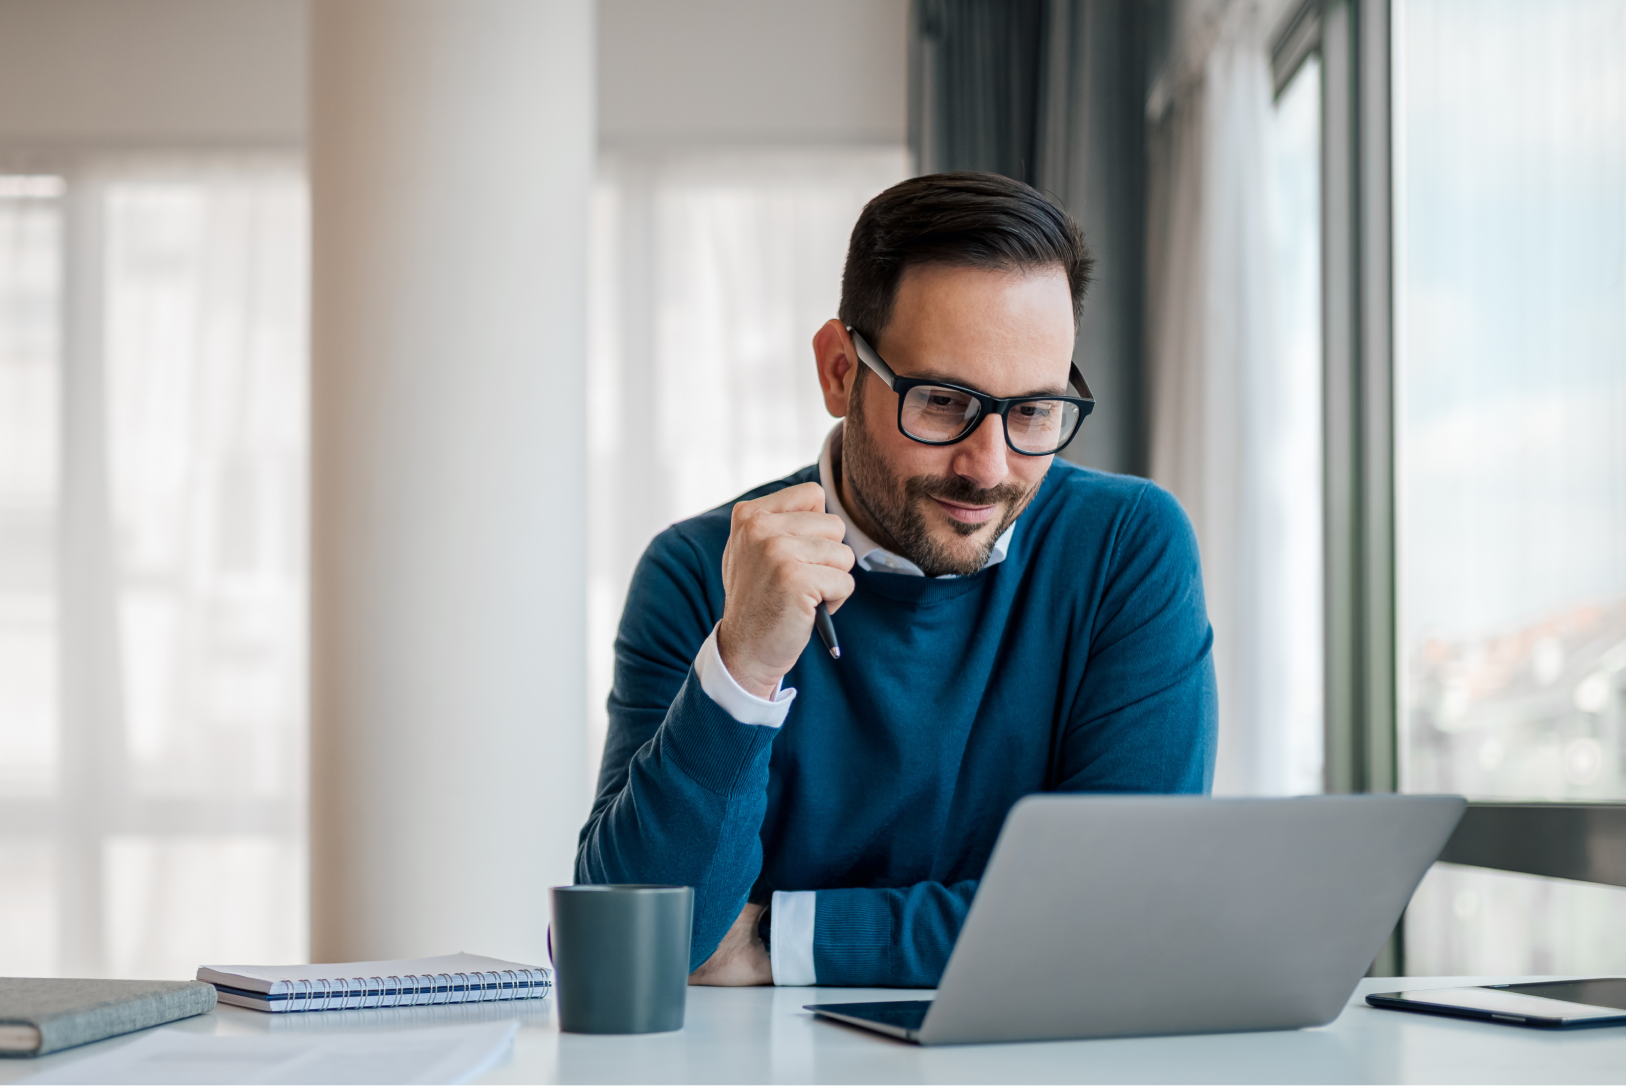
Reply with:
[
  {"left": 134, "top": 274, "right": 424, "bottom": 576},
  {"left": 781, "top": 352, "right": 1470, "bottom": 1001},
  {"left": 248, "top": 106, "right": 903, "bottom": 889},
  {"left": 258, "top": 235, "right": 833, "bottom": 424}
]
[{"left": 1015, "top": 404, "right": 1052, "bottom": 419}]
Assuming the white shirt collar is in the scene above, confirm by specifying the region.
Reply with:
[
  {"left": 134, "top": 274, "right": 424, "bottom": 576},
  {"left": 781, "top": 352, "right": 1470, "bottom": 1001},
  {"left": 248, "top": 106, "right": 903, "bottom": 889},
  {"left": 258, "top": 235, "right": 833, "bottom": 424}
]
[{"left": 817, "top": 423, "right": 1014, "bottom": 579}]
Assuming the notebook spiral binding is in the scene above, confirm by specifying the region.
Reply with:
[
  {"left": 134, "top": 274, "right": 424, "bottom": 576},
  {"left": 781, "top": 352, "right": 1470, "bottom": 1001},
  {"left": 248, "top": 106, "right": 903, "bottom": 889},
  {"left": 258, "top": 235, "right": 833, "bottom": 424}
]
[{"left": 273, "top": 968, "right": 552, "bottom": 1012}]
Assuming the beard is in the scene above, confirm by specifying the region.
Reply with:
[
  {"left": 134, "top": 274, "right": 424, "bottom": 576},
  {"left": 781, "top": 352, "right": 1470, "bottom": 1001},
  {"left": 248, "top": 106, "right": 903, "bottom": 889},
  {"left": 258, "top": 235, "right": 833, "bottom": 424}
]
[{"left": 840, "top": 391, "right": 1040, "bottom": 577}]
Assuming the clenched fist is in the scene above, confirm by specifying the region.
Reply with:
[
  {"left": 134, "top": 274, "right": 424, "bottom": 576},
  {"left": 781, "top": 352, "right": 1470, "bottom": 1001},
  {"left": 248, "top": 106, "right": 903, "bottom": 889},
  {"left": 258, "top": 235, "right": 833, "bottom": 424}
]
[{"left": 715, "top": 482, "right": 855, "bottom": 699}]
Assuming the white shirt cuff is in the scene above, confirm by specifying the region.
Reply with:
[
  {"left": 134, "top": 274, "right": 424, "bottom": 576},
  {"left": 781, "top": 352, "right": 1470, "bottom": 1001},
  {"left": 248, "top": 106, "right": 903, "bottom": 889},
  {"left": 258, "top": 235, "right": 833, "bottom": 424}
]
[
  {"left": 770, "top": 890, "right": 817, "bottom": 986},
  {"left": 693, "top": 626, "right": 796, "bottom": 727}
]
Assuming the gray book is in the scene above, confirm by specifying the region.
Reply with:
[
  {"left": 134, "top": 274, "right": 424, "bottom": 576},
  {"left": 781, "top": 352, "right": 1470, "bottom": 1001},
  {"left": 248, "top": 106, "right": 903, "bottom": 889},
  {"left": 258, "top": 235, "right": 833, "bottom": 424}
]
[{"left": 0, "top": 978, "right": 216, "bottom": 1058}]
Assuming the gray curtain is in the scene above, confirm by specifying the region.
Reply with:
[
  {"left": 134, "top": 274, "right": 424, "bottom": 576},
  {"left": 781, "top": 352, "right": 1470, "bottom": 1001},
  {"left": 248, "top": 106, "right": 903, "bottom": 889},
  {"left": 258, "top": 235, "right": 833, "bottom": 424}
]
[
  {"left": 910, "top": 0, "right": 1051, "bottom": 185},
  {"left": 908, "top": 0, "right": 1162, "bottom": 477}
]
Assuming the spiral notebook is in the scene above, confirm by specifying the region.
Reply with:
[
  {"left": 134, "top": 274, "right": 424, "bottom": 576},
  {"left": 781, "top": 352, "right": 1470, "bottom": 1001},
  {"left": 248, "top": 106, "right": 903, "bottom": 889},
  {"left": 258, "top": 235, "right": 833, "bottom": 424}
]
[{"left": 197, "top": 952, "right": 552, "bottom": 1013}]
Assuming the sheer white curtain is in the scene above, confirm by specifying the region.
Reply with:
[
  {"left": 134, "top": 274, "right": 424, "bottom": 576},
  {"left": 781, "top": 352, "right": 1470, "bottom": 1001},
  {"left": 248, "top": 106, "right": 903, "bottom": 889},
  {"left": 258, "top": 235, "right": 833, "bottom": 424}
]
[
  {"left": 587, "top": 147, "right": 908, "bottom": 783},
  {"left": 1145, "top": 0, "right": 1322, "bottom": 796},
  {"left": 0, "top": 174, "right": 64, "bottom": 975},
  {"left": 0, "top": 156, "right": 307, "bottom": 978}
]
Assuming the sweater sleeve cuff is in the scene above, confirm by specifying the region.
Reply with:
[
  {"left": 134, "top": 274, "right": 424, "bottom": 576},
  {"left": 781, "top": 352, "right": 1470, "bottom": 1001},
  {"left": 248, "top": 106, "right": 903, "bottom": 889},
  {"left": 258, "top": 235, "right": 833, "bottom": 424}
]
[
  {"left": 694, "top": 625, "right": 796, "bottom": 727},
  {"left": 811, "top": 888, "right": 893, "bottom": 987}
]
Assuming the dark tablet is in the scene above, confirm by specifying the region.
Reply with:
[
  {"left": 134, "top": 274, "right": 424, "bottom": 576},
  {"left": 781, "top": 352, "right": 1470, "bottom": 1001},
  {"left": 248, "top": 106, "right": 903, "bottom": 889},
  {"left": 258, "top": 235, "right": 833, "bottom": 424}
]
[{"left": 1368, "top": 979, "right": 1626, "bottom": 1028}]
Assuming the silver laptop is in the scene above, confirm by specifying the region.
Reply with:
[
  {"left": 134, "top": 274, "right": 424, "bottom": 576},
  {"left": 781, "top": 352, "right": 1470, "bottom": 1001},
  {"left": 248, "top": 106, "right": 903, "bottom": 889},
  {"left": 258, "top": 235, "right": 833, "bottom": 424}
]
[{"left": 806, "top": 793, "right": 1464, "bottom": 1045}]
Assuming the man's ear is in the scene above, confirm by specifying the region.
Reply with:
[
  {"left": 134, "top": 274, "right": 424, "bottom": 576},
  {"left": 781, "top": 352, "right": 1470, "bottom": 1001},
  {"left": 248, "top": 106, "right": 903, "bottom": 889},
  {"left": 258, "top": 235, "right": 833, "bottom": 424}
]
[{"left": 813, "top": 319, "right": 857, "bottom": 418}]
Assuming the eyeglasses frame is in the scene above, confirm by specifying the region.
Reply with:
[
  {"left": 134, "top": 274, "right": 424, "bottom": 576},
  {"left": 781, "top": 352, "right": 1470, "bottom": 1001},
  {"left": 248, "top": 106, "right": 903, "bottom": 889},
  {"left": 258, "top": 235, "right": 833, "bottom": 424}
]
[{"left": 846, "top": 327, "right": 1096, "bottom": 457}]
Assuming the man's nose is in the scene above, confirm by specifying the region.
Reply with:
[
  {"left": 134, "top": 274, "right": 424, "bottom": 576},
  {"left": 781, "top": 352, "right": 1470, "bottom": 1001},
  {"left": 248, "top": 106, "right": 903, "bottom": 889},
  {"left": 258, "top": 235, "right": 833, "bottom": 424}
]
[{"left": 950, "top": 411, "right": 1011, "bottom": 490}]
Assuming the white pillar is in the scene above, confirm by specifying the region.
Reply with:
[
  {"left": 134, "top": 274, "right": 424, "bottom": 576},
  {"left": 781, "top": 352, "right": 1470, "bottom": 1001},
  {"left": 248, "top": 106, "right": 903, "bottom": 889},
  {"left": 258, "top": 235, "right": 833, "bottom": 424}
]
[{"left": 309, "top": 0, "right": 590, "bottom": 964}]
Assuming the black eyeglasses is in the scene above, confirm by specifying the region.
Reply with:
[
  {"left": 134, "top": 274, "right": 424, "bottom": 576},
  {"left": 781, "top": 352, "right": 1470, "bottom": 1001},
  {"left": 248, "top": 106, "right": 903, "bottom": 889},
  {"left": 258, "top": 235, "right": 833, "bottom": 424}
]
[{"left": 847, "top": 328, "right": 1095, "bottom": 457}]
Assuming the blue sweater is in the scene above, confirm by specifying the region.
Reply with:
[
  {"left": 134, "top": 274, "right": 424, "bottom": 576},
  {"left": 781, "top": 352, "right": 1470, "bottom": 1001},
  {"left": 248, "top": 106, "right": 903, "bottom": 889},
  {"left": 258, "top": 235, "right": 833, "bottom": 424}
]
[{"left": 577, "top": 460, "right": 1217, "bottom": 986}]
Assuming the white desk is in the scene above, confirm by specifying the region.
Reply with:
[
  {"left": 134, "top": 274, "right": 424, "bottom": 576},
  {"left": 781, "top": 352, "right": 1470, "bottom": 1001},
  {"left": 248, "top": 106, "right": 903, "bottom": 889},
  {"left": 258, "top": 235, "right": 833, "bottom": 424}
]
[{"left": 6, "top": 977, "right": 1625, "bottom": 1084}]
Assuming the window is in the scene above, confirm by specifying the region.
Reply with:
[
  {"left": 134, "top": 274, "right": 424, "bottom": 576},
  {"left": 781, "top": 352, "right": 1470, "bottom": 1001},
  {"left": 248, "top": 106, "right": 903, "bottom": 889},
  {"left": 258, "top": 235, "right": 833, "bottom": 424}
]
[
  {"left": 0, "top": 156, "right": 308, "bottom": 978},
  {"left": 1267, "top": 54, "right": 1326, "bottom": 797},
  {"left": 1394, "top": 0, "right": 1626, "bottom": 973}
]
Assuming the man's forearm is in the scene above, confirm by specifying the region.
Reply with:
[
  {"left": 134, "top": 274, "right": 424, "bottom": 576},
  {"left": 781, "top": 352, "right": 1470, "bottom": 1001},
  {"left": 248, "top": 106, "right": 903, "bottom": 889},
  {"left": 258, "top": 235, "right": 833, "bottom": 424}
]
[
  {"left": 688, "top": 901, "right": 772, "bottom": 985},
  {"left": 576, "top": 671, "right": 779, "bottom": 970}
]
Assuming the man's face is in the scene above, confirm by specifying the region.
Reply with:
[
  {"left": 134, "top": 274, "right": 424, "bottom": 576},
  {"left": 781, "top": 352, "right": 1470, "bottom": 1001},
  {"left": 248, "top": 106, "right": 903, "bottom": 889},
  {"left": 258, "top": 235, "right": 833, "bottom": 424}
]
[{"left": 828, "top": 263, "right": 1077, "bottom": 577}]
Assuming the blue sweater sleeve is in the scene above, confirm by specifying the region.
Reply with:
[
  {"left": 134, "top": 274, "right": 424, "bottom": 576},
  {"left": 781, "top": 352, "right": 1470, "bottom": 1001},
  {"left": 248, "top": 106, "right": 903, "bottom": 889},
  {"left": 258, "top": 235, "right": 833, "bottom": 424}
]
[
  {"left": 575, "top": 526, "right": 778, "bottom": 970},
  {"left": 810, "top": 482, "right": 1218, "bottom": 987},
  {"left": 1055, "top": 481, "right": 1218, "bottom": 795},
  {"left": 814, "top": 881, "right": 977, "bottom": 987}
]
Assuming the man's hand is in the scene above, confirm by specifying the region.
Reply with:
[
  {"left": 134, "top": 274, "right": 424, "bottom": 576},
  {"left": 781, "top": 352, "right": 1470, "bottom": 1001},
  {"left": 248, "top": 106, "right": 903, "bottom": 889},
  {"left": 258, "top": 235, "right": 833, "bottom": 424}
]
[
  {"left": 689, "top": 901, "right": 772, "bottom": 986},
  {"left": 716, "top": 482, "right": 854, "bottom": 699}
]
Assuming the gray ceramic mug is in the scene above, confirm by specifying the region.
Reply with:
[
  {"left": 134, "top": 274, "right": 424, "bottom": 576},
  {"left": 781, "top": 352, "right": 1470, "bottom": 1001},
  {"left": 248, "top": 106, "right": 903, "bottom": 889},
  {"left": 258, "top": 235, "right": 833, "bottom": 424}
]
[{"left": 550, "top": 884, "right": 693, "bottom": 1034}]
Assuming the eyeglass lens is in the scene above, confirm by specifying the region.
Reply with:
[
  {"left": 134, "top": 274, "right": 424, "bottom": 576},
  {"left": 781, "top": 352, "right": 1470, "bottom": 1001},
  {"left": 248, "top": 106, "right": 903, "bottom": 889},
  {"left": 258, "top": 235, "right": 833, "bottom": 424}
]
[{"left": 899, "top": 386, "right": 1081, "bottom": 454}]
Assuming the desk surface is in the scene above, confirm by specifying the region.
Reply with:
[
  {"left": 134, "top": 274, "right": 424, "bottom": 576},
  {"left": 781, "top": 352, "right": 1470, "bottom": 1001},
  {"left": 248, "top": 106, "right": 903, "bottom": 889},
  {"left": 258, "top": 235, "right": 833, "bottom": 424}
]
[{"left": 5, "top": 976, "right": 1626, "bottom": 1084}]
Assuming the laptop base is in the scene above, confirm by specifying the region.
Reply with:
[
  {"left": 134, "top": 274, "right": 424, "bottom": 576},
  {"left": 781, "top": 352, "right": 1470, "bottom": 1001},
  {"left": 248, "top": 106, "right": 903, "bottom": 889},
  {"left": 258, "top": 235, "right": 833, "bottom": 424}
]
[{"left": 804, "top": 1000, "right": 932, "bottom": 1043}]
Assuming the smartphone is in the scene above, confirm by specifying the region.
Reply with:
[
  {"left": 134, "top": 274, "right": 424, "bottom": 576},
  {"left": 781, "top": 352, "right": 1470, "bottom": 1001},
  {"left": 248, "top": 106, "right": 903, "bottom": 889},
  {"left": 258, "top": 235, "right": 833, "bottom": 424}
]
[{"left": 1368, "top": 978, "right": 1626, "bottom": 1028}]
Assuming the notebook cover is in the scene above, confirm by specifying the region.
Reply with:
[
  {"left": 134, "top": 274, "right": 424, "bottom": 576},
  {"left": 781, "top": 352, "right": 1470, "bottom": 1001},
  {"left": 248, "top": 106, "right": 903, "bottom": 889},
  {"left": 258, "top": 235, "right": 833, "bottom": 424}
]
[
  {"left": 210, "top": 987, "right": 277, "bottom": 1012},
  {"left": 0, "top": 977, "right": 216, "bottom": 1058},
  {"left": 197, "top": 953, "right": 549, "bottom": 995},
  {"left": 197, "top": 954, "right": 551, "bottom": 1013}
]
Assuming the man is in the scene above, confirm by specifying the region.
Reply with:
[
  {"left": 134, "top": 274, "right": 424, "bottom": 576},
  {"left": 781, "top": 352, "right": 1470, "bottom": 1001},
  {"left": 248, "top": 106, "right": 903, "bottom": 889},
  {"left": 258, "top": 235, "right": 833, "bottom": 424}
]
[{"left": 577, "top": 172, "right": 1216, "bottom": 988}]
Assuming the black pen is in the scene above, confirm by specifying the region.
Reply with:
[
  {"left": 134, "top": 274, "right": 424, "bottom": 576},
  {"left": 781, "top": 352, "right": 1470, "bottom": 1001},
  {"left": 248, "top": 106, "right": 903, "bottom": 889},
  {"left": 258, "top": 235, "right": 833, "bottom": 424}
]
[{"left": 814, "top": 602, "right": 841, "bottom": 660}]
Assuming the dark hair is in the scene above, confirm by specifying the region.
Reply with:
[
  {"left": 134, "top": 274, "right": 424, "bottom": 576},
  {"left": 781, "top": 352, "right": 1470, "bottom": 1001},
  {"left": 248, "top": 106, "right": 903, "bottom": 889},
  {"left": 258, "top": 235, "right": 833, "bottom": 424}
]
[{"left": 838, "top": 172, "right": 1093, "bottom": 343}]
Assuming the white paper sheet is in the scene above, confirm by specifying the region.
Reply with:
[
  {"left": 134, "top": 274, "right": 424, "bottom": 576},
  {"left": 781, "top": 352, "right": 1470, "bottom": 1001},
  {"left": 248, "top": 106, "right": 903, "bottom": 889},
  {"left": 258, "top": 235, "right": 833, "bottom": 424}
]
[{"left": 20, "top": 1021, "right": 517, "bottom": 1085}]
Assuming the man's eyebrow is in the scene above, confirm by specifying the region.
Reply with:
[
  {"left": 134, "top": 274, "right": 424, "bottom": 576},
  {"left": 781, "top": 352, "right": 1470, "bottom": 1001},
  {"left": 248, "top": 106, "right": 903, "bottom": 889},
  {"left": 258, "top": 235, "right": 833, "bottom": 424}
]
[{"left": 904, "top": 370, "right": 1072, "bottom": 398}]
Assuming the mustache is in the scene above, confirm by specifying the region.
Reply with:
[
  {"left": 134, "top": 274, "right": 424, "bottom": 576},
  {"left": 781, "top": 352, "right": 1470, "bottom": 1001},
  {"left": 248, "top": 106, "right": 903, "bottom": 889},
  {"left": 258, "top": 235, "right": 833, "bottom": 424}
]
[{"left": 904, "top": 473, "right": 1029, "bottom": 508}]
